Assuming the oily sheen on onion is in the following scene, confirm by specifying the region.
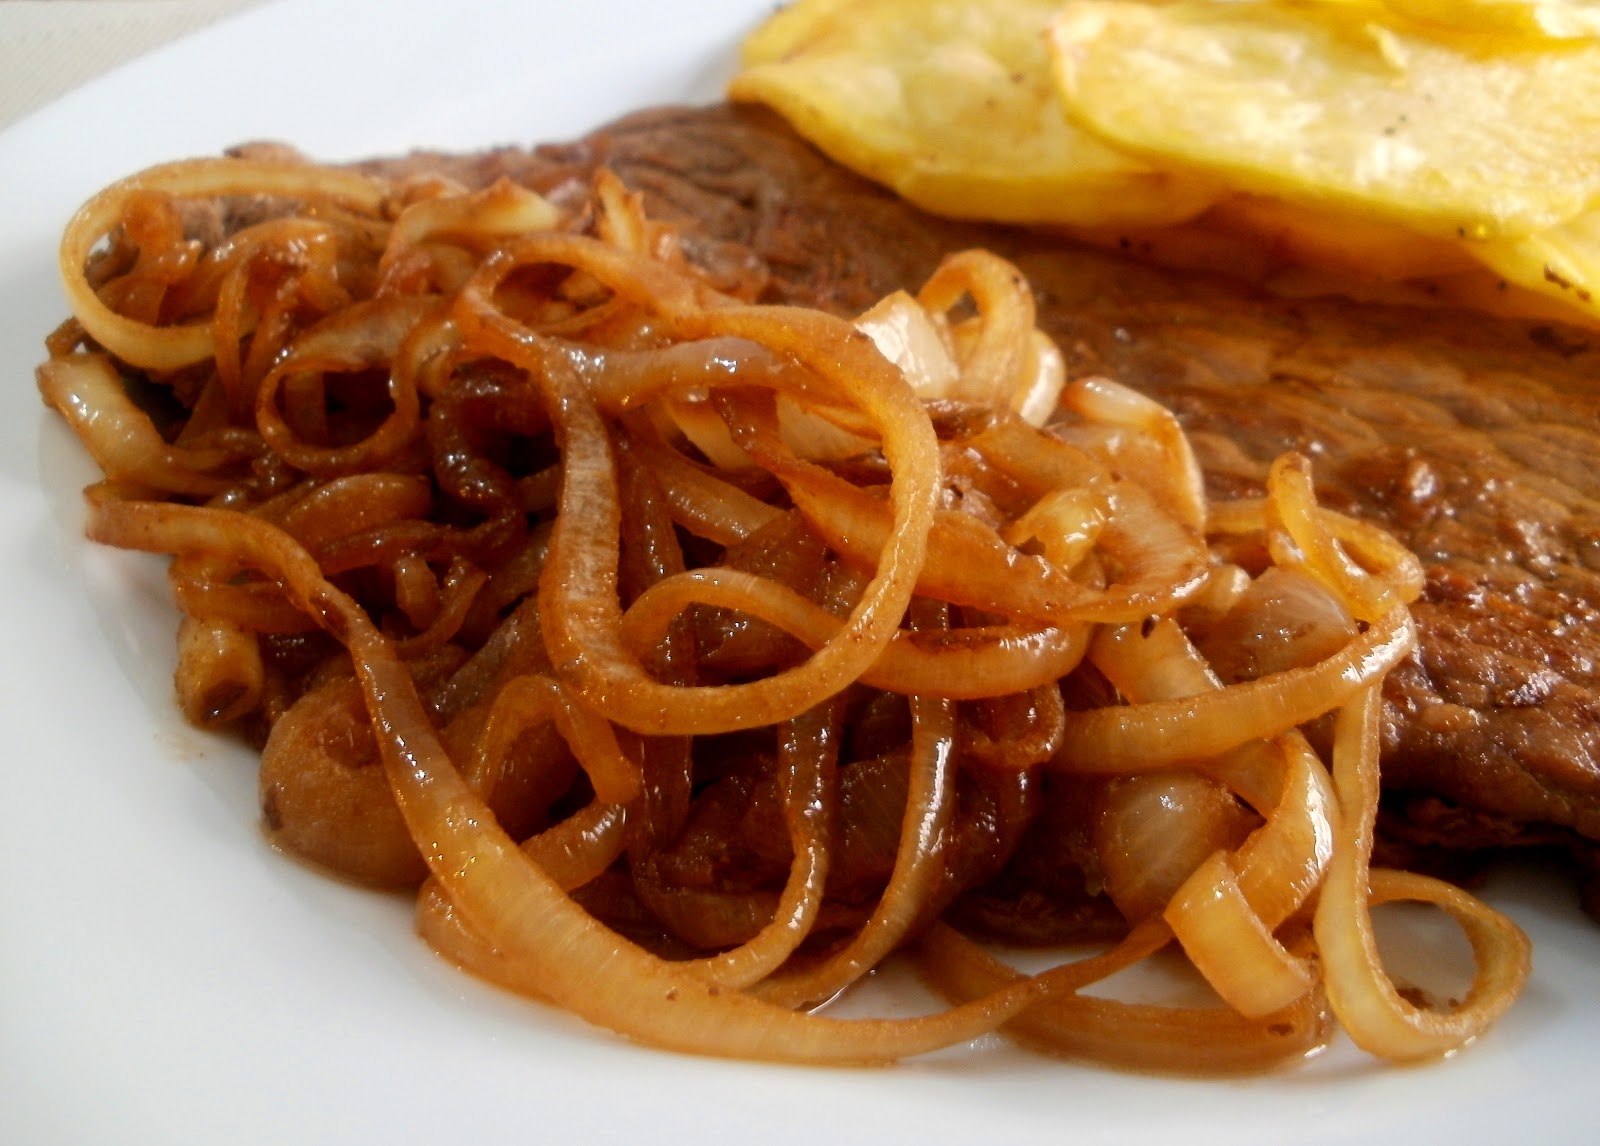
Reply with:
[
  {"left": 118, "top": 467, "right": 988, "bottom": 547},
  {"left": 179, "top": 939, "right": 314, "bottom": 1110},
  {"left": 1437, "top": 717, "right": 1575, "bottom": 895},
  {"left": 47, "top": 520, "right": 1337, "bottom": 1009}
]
[{"left": 37, "top": 146, "right": 1529, "bottom": 1073}]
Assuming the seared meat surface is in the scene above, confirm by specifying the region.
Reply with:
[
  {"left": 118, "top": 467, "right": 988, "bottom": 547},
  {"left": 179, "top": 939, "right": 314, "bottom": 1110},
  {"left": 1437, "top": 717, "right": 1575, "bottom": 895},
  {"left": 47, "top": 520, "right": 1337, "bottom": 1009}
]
[{"left": 356, "top": 103, "right": 1600, "bottom": 892}]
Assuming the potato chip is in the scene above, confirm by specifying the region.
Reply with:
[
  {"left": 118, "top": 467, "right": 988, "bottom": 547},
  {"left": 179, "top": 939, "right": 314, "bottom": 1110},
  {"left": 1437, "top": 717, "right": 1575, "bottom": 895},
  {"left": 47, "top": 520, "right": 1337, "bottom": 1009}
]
[
  {"left": 729, "top": 0, "right": 1221, "bottom": 227},
  {"left": 740, "top": 0, "right": 859, "bottom": 63},
  {"left": 1060, "top": 192, "right": 1474, "bottom": 283},
  {"left": 1049, "top": 0, "right": 1600, "bottom": 239},
  {"left": 1202, "top": 195, "right": 1479, "bottom": 282},
  {"left": 1383, "top": 0, "right": 1600, "bottom": 40},
  {"left": 1469, "top": 210, "right": 1600, "bottom": 319}
]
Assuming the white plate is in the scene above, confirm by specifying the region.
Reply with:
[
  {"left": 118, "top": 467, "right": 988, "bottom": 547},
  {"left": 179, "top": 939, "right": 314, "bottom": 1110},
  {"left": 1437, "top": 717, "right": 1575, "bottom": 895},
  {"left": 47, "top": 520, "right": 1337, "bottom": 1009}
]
[{"left": 1, "top": 2, "right": 1596, "bottom": 1143}]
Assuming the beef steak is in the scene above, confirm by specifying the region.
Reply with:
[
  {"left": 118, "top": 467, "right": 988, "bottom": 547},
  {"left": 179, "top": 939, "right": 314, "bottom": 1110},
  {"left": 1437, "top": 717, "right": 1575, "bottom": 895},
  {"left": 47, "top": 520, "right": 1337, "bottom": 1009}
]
[{"left": 356, "top": 103, "right": 1600, "bottom": 890}]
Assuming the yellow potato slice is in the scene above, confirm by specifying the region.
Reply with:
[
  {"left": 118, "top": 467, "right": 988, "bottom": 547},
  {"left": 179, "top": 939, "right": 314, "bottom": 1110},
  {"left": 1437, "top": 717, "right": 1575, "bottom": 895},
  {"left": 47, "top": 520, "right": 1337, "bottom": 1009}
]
[
  {"left": 740, "top": 0, "right": 859, "bottom": 63},
  {"left": 729, "top": 0, "right": 1221, "bottom": 227},
  {"left": 1383, "top": 0, "right": 1600, "bottom": 40},
  {"left": 1202, "top": 195, "right": 1479, "bottom": 282},
  {"left": 1049, "top": 0, "right": 1600, "bottom": 239},
  {"left": 1469, "top": 210, "right": 1600, "bottom": 320},
  {"left": 1060, "top": 193, "right": 1474, "bottom": 283}
]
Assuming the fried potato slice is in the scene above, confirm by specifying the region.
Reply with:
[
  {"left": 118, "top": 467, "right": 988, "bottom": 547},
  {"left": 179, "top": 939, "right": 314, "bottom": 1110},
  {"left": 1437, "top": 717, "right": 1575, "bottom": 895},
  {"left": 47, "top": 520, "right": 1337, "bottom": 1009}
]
[
  {"left": 1202, "top": 195, "right": 1479, "bottom": 282},
  {"left": 730, "top": 0, "right": 1221, "bottom": 228},
  {"left": 1383, "top": 0, "right": 1600, "bottom": 40},
  {"left": 1470, "top": 211, "right": 1600, "bottom": 320},
  {"left": 1049, "top": 0, "right": 1600, "bottom": 239},
  {"left": 1062, "top": 193, "right": 1476, "bottom": 284}
]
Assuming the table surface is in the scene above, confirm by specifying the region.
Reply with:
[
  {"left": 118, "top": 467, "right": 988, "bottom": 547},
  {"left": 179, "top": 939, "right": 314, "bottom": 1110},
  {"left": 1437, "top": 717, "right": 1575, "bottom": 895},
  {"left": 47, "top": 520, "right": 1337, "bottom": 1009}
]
[{"left": 0, "top": 0, "right": 266, "bottom": 132}]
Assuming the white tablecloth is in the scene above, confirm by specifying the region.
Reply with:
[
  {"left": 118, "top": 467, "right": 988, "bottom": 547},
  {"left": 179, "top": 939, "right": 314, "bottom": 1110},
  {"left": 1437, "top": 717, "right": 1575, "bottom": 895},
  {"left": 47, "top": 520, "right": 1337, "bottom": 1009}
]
[{"left": 0, "top": 0, "right": 265, "bottom": 131}]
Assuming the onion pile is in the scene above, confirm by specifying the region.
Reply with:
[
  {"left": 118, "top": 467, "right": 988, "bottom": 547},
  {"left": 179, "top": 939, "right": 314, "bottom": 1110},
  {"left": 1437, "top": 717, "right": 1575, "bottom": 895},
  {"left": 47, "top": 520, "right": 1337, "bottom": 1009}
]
[{"left": 37, "top": 148, "right": 1529, "bottom": 1072}]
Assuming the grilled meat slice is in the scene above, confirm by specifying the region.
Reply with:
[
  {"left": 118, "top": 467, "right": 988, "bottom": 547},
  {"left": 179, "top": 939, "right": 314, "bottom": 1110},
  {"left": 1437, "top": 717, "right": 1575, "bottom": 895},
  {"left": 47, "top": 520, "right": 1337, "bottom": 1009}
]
[{"left": 358, "top": 103, "right": 1600, "bottom": 886}]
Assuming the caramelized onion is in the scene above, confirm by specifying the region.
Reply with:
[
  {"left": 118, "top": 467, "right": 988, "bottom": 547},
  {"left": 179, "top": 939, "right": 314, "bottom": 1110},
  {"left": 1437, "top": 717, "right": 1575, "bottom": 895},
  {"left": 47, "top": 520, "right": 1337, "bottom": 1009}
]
[
  {"left": 40, "top": 153, "right": 1530, "bottom": 1076},
  {"left": 1052, "top": 604, "right": 1416, "bottom": 775},
  {"left": 1314, "top": 686, "right": 1531, "bottom": 1060},
  {"left": 59, "top": 157, "right": 386, "bottom": 371}
]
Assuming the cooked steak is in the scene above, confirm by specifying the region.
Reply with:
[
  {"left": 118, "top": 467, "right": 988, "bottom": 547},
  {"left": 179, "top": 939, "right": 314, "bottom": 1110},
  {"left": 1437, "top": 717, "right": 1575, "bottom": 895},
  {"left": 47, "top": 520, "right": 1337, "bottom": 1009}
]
[{"left": 358, "top": 103, "right": 1600, "bottom": 896}]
